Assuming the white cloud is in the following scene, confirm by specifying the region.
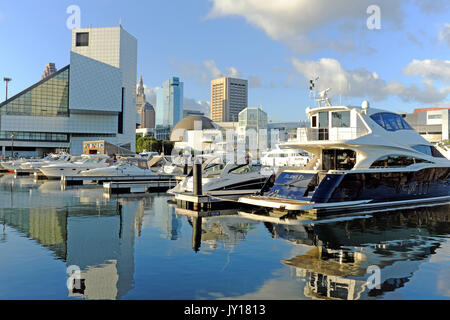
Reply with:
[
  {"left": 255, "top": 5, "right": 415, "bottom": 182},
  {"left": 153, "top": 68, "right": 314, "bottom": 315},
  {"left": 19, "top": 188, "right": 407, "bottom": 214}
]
[
  {"left": 438, "top": 24, "right": 450, "bottom": 47},
  {"left": 170, "top": 58, "right": 264, "bottom": 88},
  {"left": 403, "top": 59, "right": 450, "bottom": 84},
  {"left": 290, "top": 57, "right": 450, "bottom": 104},
  {"left": 207, "top": 0, "right": 404, "bottom": 53}
]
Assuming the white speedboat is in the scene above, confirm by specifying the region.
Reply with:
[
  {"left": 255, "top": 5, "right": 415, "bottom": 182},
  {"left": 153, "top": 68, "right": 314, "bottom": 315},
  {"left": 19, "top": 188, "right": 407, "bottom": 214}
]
[
  {"left": 239, "top": 91, "right": 450, "bottom": 214},
  {"left": 1, "top": 158, "right": 41, "bottom": 172},
  {"left": 168, "top": 156, "right": 273, "bottom": 194},
  {"left": 39, "top": 154, "right": 113, "bottom": 178},
  {"left": 19, "top": 153, "right": 73, "bottom": 172},
  {"left": 80, "top": 157, "right": 155, "bottom": 177}
]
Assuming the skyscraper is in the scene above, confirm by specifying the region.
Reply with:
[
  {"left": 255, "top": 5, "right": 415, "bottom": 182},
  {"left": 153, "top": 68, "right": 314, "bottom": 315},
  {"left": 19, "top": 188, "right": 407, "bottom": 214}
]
[
  {"left": 211, "top": 77, "right": 248, "bottom": 122},
  {"left": 41, "top": 63, "right": 57, "bottom": 80},
  {"left": 155, "top": 77, "right": 183, "bottom": 127},
  {"left": 136, "top": 75, "right": 155, "bottom": 128}
]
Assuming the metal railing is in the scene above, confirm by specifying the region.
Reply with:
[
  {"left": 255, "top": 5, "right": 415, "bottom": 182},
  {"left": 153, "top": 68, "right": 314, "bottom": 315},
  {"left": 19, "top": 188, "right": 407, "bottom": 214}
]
[{"left": 296, "top": 127, "right": 369, "bottom": 142}]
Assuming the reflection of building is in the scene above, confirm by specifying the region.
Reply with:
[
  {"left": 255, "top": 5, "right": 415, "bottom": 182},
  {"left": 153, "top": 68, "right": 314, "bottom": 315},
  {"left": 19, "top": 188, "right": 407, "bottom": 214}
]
[
  {"left": 0, "top": 26, "right": 137, "bottom": 158},
  {"left": 211, "top": 77, "right": 248, "bottom": 122},
  {"left": 0, "top": 199, "right": 141, "bottom": 300},
  {"left": 156, "top": 77, "right": 183, "bottom": 128}
]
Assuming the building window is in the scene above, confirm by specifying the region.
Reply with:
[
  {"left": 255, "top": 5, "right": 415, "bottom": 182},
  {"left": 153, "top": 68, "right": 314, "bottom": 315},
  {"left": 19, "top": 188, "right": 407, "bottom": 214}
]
[{"left": 76, "top": 32, "right": 89, "bottom": 47}]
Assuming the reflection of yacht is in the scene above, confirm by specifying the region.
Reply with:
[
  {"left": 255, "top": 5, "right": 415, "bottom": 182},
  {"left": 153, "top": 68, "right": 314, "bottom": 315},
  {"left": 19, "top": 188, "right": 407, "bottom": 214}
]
[
  {"left": 240, "top": 95, "right": 450, "bottom": 214},
  {"left": 168, "top": 156, "right": 272, "bottom": 194},
  {"left": 248, "top": 205, "right": 450, "bottom": 300},
  {"left": 39, "top": 154, "right": 113, "bottom": 178},
  {"left": 80, "top": 157, "right": 154, "bottom": 177}
]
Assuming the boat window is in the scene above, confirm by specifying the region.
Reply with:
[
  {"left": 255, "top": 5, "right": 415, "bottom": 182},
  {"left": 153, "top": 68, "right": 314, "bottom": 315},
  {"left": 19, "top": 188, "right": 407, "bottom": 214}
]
[
  {"left": 411, "top": 145, "right": 432, "bottom": 156},
  {"left": 370, "top": 155, "right": 432, "bottom": 168},
  {"left": 311, "top": 115, "right": 318, "bottom": 128},
  {"left": 431, "top": 146, "right": 446, "bottom": 158},
  {"left": 370, "top": 112, "right": 413, "bottom": 131},
  {"left": 322, "top": 149, "right": 356, "bottom": 170},
  {"left": 331, "top": 111, "right": 351, "bottom": 128},
  {"left": 229, "top": 164, "right": 253, "bottom": 174}
]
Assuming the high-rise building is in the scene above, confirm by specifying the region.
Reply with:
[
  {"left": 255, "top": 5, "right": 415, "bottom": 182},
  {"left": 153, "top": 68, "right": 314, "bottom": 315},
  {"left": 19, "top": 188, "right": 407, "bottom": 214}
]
[
  {"left": 136, "top": 75, "right": 155, "bottom": 129},
  {"left": 155, "top": 77, "right": 183, "bottom": 128},
  {"left": 211, "top": 77, "right": 248, "bottom": 123},
  {"left": 41, "top": 63, "right": 57, "bottom": 80},
  {"left": 0, "top": 26, "right": 138, "bottom": 157}
]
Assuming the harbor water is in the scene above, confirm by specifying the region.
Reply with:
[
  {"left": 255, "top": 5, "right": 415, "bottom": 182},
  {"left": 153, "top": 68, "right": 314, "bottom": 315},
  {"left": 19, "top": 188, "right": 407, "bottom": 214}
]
[{"left": 0, "top": 173, "right": 449, "bottom": 300}]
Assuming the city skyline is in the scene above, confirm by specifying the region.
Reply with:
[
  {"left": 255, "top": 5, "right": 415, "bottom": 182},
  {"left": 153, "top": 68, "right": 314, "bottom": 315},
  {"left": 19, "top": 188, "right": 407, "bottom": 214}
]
[{"left": 0, "top": 0, "right": 449, "bottom": 122}]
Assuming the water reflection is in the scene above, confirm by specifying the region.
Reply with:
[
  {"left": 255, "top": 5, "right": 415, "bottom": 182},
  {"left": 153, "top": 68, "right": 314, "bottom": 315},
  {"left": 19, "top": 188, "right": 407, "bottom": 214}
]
[
  {"left": 241, "top": 205, "right": 450, "bottom": 300},
  {"left": 175, "top": 208, "right": 258, "bottom": 252},
  {"left": 0, "top": 173, "right": 449, "bottom": 300}
]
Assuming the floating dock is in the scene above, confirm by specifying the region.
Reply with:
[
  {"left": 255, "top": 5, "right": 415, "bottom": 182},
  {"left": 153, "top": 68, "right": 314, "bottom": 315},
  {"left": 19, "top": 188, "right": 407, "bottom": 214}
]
[
  {"left": 61, "top": 174, "right": 184, "bottom": 190},
  {"left": 173, "top": 189, "right": 260, "bottom": 211},
  {"left": 104, "top": 180, "right": 178, "bottom": 194}
]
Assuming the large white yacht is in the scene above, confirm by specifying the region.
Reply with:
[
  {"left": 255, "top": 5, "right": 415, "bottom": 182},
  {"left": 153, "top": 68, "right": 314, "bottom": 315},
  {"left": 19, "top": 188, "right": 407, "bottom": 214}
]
[
  {"left": 80, "top": 157, "right": 155, "bottom": 177},
  {"left": 239, "top": 91, "right": 450, "bottom": 214},
  {"left": 168, "top": 155, "right": 272, "bottom": 194},
  {"left": 39, "top": 154, "right": 113, "bottom": 178}
]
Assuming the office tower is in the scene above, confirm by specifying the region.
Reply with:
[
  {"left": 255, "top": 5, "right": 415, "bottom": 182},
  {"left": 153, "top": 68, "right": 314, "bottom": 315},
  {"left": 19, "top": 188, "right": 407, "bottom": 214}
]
[
  {"left": 155, "top": 77, "right": 183, "bottom": 128},
  {"left": 211, "top": 77, "right": 248, "bottom": 122}
]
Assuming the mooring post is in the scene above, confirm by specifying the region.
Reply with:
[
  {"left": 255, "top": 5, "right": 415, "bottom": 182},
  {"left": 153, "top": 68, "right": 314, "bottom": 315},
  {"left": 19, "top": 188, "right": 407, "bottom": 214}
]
[
  {"left": 183, "top": 163, "right": 188, "bottom": 175},
  {"left": 193, "top": 157, "right": 202, "bottom": 211}
]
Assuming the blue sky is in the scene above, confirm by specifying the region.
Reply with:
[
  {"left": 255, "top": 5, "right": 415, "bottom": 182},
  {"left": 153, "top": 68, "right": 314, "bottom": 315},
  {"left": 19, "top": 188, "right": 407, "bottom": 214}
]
[{"left": 0, "top": 0, "right": 449, "bottom": 121}]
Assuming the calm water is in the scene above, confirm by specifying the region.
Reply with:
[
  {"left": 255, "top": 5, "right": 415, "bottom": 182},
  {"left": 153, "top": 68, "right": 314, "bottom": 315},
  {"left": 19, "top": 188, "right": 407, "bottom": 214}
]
[{"left": 0, "top": 173, "right": 449, "bottom": 300}]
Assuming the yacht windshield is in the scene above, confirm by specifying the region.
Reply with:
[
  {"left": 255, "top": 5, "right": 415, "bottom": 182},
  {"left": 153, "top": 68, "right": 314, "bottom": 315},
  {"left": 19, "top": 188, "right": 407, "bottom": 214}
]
[{"left": 370, "top": 112, "right": 412, "bottom": 131}]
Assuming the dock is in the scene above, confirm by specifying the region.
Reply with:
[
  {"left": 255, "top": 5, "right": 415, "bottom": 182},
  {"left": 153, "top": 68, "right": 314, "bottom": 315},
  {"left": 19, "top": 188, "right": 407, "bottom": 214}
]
[
  {"left": 61, "top": 174, "right": 184, "bottom": 190},
  {"left": 173, "top": 189, "right": 260, "bottom": 211},
  {"left": 104, "top": 179, "right": 178, "bottom": 194}
]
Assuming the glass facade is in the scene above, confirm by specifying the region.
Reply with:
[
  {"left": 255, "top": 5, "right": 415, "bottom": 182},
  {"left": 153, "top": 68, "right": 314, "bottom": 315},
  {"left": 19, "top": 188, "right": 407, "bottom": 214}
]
[
  {"left": 0, "top": 131, "right": 69, "bottom": 142},
  {"left": 0, "top": 66, "right": 69, "bottom": 117},
  {"left": 155, "top": 77, "right": 183, "bottom": 127}
]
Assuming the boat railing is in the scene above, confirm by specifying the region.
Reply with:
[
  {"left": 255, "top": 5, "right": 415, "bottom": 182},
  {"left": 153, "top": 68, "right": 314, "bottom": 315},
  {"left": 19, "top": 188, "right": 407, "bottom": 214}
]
[{"left": 296, "top": 127, "right": 369, "bottom": 142}]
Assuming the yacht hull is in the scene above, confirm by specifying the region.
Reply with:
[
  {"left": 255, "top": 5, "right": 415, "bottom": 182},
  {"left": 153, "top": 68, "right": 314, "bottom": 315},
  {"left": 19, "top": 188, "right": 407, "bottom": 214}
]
[{"left": 239, "top": 168, "right": 450, "bottom": 213}]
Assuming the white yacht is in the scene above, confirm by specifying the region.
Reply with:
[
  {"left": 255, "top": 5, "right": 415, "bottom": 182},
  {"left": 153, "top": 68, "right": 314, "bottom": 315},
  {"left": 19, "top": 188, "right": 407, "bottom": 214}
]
[
  {"left": 39, "top": 154, "right": 113, "bottom": 178},
  {"left": 19, "top": 153, "right": 73, "bottom": 172},
  {"left": 80, "top": 157, "right": 155, "bottom": 177},
  {"left": 168, "top": 156, "right": 273, "bottom": 194},
  {"left": 239, "top": 92, "right": 450, "bottom": 214},
  {"left": 261, "top": 146, "right": 311, "bottom": 167}
]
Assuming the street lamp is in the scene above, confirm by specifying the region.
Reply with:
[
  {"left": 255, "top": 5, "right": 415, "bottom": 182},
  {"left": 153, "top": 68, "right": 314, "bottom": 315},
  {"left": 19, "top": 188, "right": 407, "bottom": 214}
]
[{"left": 3, "top": 77, "right": 12, "bottom": 101}]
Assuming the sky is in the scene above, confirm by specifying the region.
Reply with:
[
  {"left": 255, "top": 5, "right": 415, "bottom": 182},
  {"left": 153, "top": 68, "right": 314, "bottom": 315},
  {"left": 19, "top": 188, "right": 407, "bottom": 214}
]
[{"left": 0, "top": 0, "right": 449, "bottom": 121}]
